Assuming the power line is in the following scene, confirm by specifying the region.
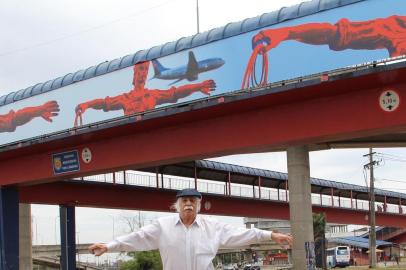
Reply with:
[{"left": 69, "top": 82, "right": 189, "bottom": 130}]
[
  {"left": 375, "top": 177, "right": 406, "bottom": 184},
  {"left": 0, "top": 0, "right": 179, "bottom": 58},
  {"left": 375, "top": 152, "right": 406, "bottom": 163}
]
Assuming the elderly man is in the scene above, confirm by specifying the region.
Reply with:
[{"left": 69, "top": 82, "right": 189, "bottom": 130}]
[{"left": 88, "top": 188, "right": 293, "bottom": 269}]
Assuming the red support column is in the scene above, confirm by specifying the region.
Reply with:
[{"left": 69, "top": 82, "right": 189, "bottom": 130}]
[
  {"left": 123, "top": 170, "right": 127, "bottom": 185},
  {"left": 384, "top": 196, "right": 387, "bottom": 212},
  {"left": 400, "top": 198, "right": 403, "bottom": 214},
  {"left": 228, "top": 172, "right": 231, "bottom": 196},
  {"left": 252, "top": 182, "right": 255, "bottom": 199},
  {"left": 338, "top": 193, "right": 341, "bottom": 208},
  {"left": 194, "top": 163, "right": 198, "bottom": 190},
  {"left": 355, "top": 197, "right": 358, "bottom": 210},
  {"left": 320, "top": 191, "right": 323, "bottom": 206},
  {"left": 258, "top": 176, "right": 262, "bottom": 199},
  {"left": 331, "top": 188, "right": 334, "bottom": 207},
  {"left": 350, "top": 190, "right": 353, "bottom": 209},
  {"left": 113, "top": 172, "right": 116, "bottom": 185},
  {"left": 285, "top": 181, "right": 288, "bottom": 202},
  {"left": 155, "top": 167, "right": 159, "bottom": 188}
]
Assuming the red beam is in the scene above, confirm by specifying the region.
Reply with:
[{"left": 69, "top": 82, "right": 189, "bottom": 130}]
[
  {"left": 3, "top": 69, "right": 406, "bottom": 185},
  {"left": 19, "top": 181, "right": 406, "bottom": 228}
]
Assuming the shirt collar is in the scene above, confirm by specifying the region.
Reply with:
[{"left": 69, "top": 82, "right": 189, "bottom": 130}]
[{"left": 175, "top": 215, "right": 201, "bottom": 227}]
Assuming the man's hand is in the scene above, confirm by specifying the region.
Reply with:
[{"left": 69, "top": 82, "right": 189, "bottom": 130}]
[
  {"left": 252, "top": 29, "right": 290, "bottom": 53},
  {"left": 88, "top": 243, "right": 108, "bottom": 256},
  {"left": 199, "top": 80, "right": 216, "bottom": 95},
  {"left": 75, "top": 103, "right": 89, "bottom": 115},
  {"left": 39, "top": 101, "right": 60, "bottom": 122},
  {"left": 271, "top": 232, "right": 293, "bottom": 248}
]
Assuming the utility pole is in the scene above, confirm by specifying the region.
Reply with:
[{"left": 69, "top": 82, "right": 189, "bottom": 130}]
[
  {"left": 196, "top": 0, "right": 200, "bottom": 33},
  {"left": 364, "top": 148, "right": 377, "bottom": 268}
]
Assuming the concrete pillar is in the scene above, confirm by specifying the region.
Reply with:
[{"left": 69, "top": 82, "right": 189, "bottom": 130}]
[
  {"left": 287, "top": 146, "right": 315, "bottom": 270},
  {"left": 19, "top": 204, "right": 32, "bottom": 270}
]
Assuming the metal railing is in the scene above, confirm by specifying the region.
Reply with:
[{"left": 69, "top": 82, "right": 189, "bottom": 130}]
[{"left": 75, "top": 170, "right": 406, "bottom": 215}]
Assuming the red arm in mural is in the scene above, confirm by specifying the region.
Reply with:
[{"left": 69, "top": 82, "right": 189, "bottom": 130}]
[
  {"left": 74, "top": 95, "right": 129, "bottom": 126},
  {"left": 0, "top": 101, "right": 59, "bottom": 133},
  {"left": 151, "top": 79, "right": 216, "bottom": 105},
  {"left": 243, "top": 15, "right": 406, "bottom": 88}
]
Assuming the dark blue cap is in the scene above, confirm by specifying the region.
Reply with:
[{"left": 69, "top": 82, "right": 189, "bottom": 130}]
[{"left": 176, "top": 188, "right": 202, "bottom": 199}]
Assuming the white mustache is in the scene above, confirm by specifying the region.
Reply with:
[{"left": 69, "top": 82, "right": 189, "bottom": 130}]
[{"left": 183, "top": 205, "right": 194, "bottom": 211}]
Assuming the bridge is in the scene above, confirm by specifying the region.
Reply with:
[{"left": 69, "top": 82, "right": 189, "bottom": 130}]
[
  {"left": 21, "top": 160, "right": 406, "bottom": 227},
  {"left": 3, "top": 0, "right": 406, "bottom": 269}
]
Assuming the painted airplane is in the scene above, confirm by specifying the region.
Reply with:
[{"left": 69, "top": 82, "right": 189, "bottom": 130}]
[{"left": 151, "top": 51, "right": 225, "bottom": 85}]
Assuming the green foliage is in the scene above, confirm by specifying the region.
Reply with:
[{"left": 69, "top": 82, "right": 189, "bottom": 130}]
[
  {"left": 313, "top": 212, "right": 326, "bottom": 240},
  {"left": 120, "top": 250, "right": 163, "bottom": 270},
  {"left": 313, "top": 212, "right": 327, "bottom": 269}
]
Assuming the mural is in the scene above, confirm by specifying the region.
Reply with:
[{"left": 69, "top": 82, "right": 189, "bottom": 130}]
[
  {"left": 74, "top": 61, "right": 216, "bottom": 127},
  {"left": 1, "top": 0, "right": 406, "bottom": 146},
  {"left": 0, "top": 101, "right": 59, "bottom": 133},
  {"left": 243, "top": 15, "right": 406, "bottom": 88}
]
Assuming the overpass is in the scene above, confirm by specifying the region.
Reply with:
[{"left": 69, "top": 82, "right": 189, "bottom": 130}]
[
  {"left": 20, "top": 160, "right": 406, "bottom": 227},
  {"left": 3, "top": 0, "right": 406, "bottom": 269}
]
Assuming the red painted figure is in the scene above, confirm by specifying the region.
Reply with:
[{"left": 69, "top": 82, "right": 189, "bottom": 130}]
[
  {"left": 75, "top": 61, "right": 216, "bottom": 126},
  {"left": 243, "top": 15, "right": 406, "bottom": 88},
  {"left": 0, "top": 101, "right": 59, "bottom": 133}
]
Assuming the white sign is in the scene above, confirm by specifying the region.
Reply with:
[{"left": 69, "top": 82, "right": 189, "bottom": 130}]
[
  {"left": 379, "top": 90, "right": 400, "bottom": 112},
  {"left": 81, "top": 147, "right": 92, "bottom": 164},
  {"left": 204, "top": 201, "right": 211, "bottom": 211}
]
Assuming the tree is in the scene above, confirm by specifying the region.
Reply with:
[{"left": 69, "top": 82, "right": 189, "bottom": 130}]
[
  {"left": 118, "top": 211, "right": 163, "bottom": 270},
  {"left": 313, "top": 213, "right": 327, "bottom": 269},
  {"left": 120, "top": 250, "right": 163, "bottom": 270}
]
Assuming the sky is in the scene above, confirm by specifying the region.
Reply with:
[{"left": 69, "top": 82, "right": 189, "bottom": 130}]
[{"left": 2, "top": 0, "right": 406, "bottom": 263}]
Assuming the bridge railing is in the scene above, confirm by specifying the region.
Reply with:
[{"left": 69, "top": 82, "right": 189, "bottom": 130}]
[{"left": 75, "top": 171, "right": 405, "bottom": 215}]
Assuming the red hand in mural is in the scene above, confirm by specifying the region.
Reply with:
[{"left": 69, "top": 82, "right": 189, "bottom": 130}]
[
  {"left": 243, "top": 15, "right": 406, "bottom": 88},
  {"left": 74, "top": 61, "right": 216, "bottom": 127},
  {"left": 0, "top": 101, "right": 60, "bottom": 133}
]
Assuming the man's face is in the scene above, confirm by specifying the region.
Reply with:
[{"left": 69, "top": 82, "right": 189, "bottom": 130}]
[
  {"left": 132, "top": 62, "right": 149, "bottom": 88},
  {"left": 179, "top": 196, "right": 199, "bottom": 217}
]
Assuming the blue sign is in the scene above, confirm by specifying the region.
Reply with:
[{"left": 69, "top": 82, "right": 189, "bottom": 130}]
[{"left": 52, "top": 150, "right": 80, "bottom": 175}]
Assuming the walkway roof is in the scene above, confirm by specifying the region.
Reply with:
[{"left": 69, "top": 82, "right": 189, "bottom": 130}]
[
  {"left": 140, "top": 159, "right": 406, "bottom": 205},
  {"left": 329, "top": 236, "right": 392, "bottom": 248}
]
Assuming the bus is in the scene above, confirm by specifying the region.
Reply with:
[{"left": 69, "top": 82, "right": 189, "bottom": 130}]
[{"left": 326, "top": 246, "right": 351, "bottom": 268}]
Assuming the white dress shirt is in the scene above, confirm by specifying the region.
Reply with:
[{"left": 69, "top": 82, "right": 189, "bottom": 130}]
[{"left": 106, "top": 215, "right": 272, "bottom": 270}]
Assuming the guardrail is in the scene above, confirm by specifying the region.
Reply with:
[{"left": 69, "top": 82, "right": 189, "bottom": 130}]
[{"left": 74, "top": 170, "right": 406, "bottom": 215}]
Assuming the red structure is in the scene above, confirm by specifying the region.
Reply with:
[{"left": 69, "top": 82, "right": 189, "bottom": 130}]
[
  {"left": 74, "top": 61, "right": 216, "bottom": 126},
  {"left": 243, "top": 15, "right": 406, "bottom": 88},
  {"left": 2, "top": 61, "right": 406, "bottom": 186},
  {"left": 18, "top": 181, "right": 406, "bottom": 228}
]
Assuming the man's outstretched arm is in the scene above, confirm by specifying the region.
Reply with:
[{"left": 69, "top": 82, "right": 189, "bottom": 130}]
[
  {"left": 88, "top": 221, "right": 161, "bottom": 256},
  {"left": 74, "top": 94, "right": 129, "bottom": 126},
  {"left": 218, "top": 221, "right": 293, "bottom": 249},
  {"left": 153, "top": 80, "right": 216, "bottom": 106},
  {"left": 252, "top": 15, "right": 406, "bottom": 57},
  {"left": 0, "top": 101, "right": 59, "bottom": 133}
]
